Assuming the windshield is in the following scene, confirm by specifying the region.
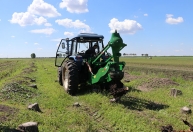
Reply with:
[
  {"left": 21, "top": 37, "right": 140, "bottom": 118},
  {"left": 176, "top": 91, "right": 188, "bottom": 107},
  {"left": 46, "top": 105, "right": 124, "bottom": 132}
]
[
  {"left": 75, "top": 41, "right": 103, "bottom": 54},
  {"left": 77, "top": 42, "right": 89, "bottom": 53}
]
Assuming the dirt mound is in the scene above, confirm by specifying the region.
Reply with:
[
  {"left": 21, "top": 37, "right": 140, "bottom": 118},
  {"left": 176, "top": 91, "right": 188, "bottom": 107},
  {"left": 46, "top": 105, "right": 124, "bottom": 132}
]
[
  {"left": 22, "top": 62, "right": 37, "bottom": 74},
  {"left": 123, "top": 72, "right": 179, "bottom": 91},
  {"left": 137, "top": 78, "right": 179, "bottom": 91},
  {"left": 0, "top": 104, "right": 18, "bottom": 122}
]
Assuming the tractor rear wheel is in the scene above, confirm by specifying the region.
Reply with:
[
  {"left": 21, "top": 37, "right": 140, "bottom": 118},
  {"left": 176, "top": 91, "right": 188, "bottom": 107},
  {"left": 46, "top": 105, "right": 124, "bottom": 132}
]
[
  {"left": 62, "top": 61, "right": 79, "bottom": 95},
  {"left": 58, "top": 67, "right": 63, "bottom": 86}
]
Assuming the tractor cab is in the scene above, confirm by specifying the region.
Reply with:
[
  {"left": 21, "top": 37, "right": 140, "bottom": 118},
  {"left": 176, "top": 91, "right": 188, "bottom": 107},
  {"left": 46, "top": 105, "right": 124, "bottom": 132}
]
[{"left": 55, "top": 33, "right": 106, "bottom": 67}]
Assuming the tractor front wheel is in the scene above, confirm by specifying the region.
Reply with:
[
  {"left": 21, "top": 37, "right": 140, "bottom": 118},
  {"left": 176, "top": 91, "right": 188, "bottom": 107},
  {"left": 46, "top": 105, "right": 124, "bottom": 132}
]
[{"left": 62, "top": 61, "right": 79, "bottom": 95}]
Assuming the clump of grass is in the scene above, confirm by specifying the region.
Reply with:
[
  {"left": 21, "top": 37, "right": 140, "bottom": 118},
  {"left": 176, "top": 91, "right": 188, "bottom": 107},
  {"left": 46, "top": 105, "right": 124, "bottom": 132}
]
[{"left": 0, "top": 82, "right": 38, "bottom": 102}]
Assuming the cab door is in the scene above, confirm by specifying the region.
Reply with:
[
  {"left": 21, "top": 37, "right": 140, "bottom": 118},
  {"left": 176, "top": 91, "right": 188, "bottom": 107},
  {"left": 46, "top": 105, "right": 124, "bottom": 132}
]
[{"left": 55, "top": 39, "right": 69, "bottom": 67}]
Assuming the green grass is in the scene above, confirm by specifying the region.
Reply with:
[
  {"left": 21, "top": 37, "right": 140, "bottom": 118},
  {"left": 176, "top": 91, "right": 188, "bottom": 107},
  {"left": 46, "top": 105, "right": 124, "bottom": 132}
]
[
  {"left": 0, "top": 57, "right": 193, "bottom": 131},
  {"left": 121, "top": 56, "right": 193, "bottom": 65}
]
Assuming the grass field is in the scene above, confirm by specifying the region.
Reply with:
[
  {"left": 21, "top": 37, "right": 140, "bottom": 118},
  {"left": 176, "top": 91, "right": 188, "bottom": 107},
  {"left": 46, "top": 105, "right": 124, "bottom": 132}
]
[{"left": 0, "top": 57, "right": 193, "bottom": 131}]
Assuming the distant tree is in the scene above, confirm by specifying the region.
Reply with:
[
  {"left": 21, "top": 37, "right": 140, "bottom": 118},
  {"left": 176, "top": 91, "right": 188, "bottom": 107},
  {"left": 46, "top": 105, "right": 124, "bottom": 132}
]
[
  {"left": 31, "top": 53, "right": 36, "bottom": 59},
  {"left": 145, "top": 54, "right": 148, "bottom": 57}
]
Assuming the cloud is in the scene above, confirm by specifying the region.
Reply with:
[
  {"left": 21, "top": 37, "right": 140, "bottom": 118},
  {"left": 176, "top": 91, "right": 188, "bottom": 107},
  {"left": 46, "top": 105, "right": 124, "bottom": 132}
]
[
  {"left": 30, "top": 28, "right": 55, "bottom": 35},
  {"left": 64, "top": 32, "right": 74, "bottom": 37},
  {"left": 144, "top": 14, "right": 148, "bottom": 16},
  {"left": 165, "top": 14, "right": 184, "bottom": 24},
  {"left": 25, "top": 42, "right": 28, "bottom": 44},
  {"left": 34, "top": 42, "right": 39, "bottom": 45},
  {"left": 44, "top": 23, "right": 52, "bottom": 26},
  {"left": 10, "top": 12, "right": 47, "bottom": 26},
  {"left": 0, "top": 19, "right": 1, "bottom": 21},
  {"left": 55, "top": 18, "right": 91, "bottom": 32},
  {"left": 108, "top": 18, "right": 142, "bottom": 34},
  {"left": 28, "top": 0, "right": 61, "bottom": 17},
  {"left": 10, "top": 0, "right": 60, "bottom": 26},
  {"left": 59, "top": 0, "right": 88, "bottom": 13},
  {"left": 11, "top": 36, "right": 15, "bottom": 38}
]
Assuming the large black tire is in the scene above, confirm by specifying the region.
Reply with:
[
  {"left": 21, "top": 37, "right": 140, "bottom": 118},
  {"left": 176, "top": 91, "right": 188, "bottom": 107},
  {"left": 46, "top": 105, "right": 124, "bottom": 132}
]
[
  {"left": 62, "top": 61, "right": 79, "bottom": 95},
  {"left": 58, "top": 67, "right": 63, "bottom": 86}
]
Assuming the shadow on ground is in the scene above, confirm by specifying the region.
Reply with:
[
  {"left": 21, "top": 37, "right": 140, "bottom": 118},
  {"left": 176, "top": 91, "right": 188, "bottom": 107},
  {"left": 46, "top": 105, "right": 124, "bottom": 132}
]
[
  {"left": 0, "top": 125, "right": 21, "bottom": 132},
  {"left": 120, "top": 96, "right": 169, "bottom": 111}
]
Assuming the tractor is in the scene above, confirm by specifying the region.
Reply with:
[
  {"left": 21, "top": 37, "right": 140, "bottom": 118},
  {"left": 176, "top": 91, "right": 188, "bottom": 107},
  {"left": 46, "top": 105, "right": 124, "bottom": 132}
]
[{"left": 55, "top": 30, "right": 128, "bottom": 102}]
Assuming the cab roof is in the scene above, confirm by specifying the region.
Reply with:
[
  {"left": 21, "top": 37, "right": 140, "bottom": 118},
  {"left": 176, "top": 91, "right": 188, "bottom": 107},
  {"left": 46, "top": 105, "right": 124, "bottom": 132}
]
[{"left": 71, "top": 33, "right": 104, "bottom": 41}]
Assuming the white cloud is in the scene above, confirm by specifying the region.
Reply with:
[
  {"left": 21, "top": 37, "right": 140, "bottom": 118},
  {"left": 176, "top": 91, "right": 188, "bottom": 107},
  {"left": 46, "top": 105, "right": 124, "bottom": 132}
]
[
  {"left": 28, "top": 0, "right": 61, "bottom": 17},
  {"left": 144, "top": 14, "right": 148, "bottom": 16},
  {"left": 0, "top": 19, "right": 1, "bottom": 21},
  {"left": 10, "top": 0, "right": 60, "bottom": 26},
  {"left": 34, "top": 16, "right": 47, "bottom": 25},
  {"left": 11, "top": 36, "right": 15, "bottom": 38},
  {"left": 10, "top": 12, "right": 47, "bottom": 26},
  {"left": 25, "top": 42, "right": 28, "bottom": 44},
  {"left": 30, "top": 28, "right": 55, "bottom": 35},
  {"left": 55, "top": 18, "right": 91, "bottom": 32},
  {"left": 44, "top": 23, "right": 52, "bottom": 26},
  {"left": 108, "top": 18, "right": 142, "bottom": 34},
  {"left": 59, "top": 0, "right": 88, "bottom": 13},
  {"left": 64, "top": 32, "right": 74, "bottom": 37},
  {"left": 165, "top": 14, "right": 184, "bottom": 24},
  {"left": 34, "top": 42, "right": 39, "bottom": 45}
]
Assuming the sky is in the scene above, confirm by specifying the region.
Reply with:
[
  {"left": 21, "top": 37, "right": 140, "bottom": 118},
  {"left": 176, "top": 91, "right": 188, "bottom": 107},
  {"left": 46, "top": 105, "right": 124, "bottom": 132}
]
[{"left": 0, "top": 0, "right": 193, "bottom": 58}]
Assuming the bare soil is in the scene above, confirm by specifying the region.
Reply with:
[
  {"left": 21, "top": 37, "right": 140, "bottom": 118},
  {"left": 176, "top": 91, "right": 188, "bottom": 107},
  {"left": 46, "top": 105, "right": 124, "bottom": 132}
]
[
  {"left": 124, "top": 72, "right": 179, "bottom": 91},
  {"left": 0, "top": 104, "right": 18, "bottom": 123},
  {"left": 137, "top": 78, "right": 179, "bottom": 91}
]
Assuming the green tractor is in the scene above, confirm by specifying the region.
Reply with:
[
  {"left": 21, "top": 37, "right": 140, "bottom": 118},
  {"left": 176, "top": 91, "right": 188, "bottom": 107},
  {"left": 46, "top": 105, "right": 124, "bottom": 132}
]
[{"left": 55, "top": 30, "right": 128, "bottom": 102}]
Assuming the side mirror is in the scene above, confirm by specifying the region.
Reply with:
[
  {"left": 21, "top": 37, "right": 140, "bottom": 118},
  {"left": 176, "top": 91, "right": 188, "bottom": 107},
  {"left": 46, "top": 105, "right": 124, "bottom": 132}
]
[
  {"left": 62, "top": 42, "right": 65, "bottom": 49},
  {"left": 65, "top": 51, "right": 69, "bottom": 54},
  {"left": 56, "top": 53, "right": 62, "bottom": 57}
]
